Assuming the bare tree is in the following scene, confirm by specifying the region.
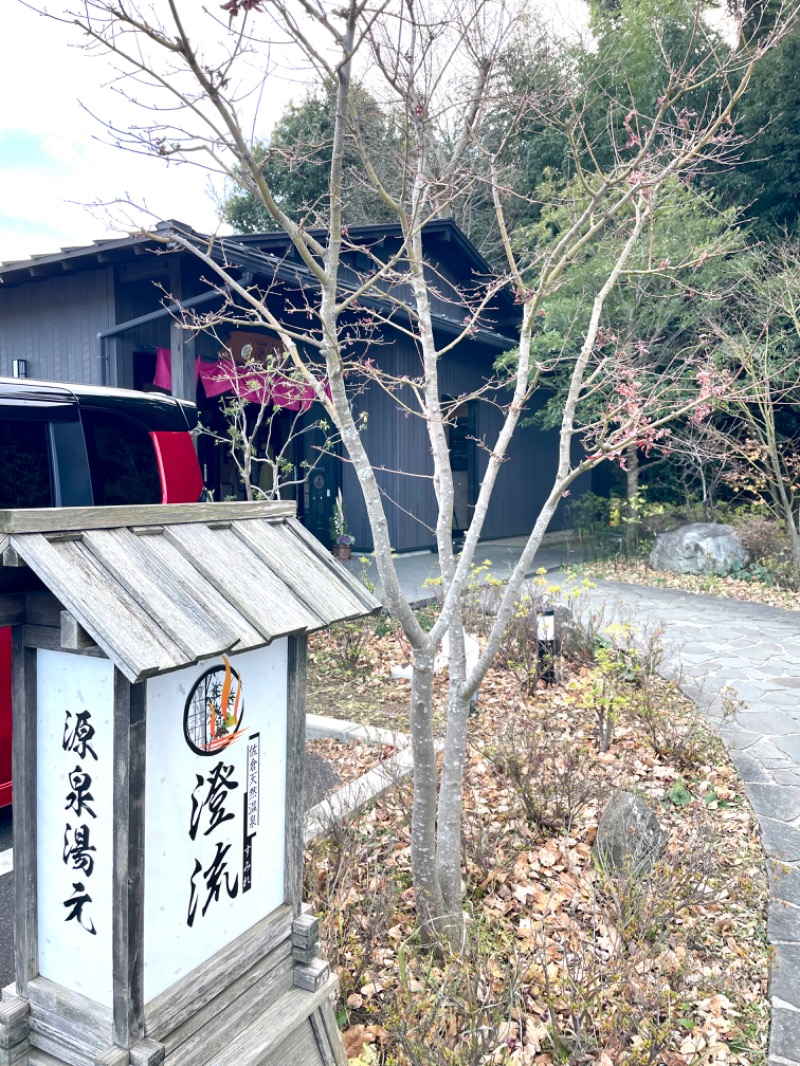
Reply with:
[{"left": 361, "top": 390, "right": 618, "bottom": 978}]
[
  {"left": 708, "top": 240, "right": 800, "bottom": 566},
  {"left": 667, "top": 420, "right": 740, "bottom": 520},
  {"left": 198, "top": 342, "right": 332, "bottom": 501},
  {"left": 42, "top": 0, "right": 794, "bottom": 947}
]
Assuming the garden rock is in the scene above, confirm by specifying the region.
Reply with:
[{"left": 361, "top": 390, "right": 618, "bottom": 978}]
[
  {"left": 594, "top": 791, "right": 667, "bottom": 876},
  {"left": 649, "top": 522, "right": 749, "bottom": 576}
]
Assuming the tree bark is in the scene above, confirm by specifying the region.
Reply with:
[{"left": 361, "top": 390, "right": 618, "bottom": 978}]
[
  {"left": 435, "top": 617, "right": 471, "bottom": 927},
  {"left": 407, "top": 649, "right": 449, "bottom": 941},
  {"left": 625, "top": 445, "right": 639, "bottom": 553}
]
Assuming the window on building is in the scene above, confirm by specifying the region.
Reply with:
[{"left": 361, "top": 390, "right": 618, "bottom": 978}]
[{"left": 81, "top": 409, "right": 162, "bottom": 505}]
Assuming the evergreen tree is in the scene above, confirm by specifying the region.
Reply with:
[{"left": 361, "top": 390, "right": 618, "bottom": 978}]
[
  {"left": 483, "top": 0, "right": 729, "bottom": 253},
  {"left": 222, "top": 87, "right": 399, "bottom": 233},
  {"left": 713, "top": 2, "right": 800, "bottom": 234},
  {"left": 501, "top": 172, "right": 746, "bottom": 523},
  {"left": 580, "top": 0, "right": 729, "bottom": 176}
]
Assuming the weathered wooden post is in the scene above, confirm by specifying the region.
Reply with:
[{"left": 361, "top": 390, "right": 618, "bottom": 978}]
[{"left": 0, "top": 501, "right": 378, "bottom": 1066}]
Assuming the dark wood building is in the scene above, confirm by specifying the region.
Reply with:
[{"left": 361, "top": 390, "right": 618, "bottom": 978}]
[{"left": 0, "top": 220, "right": 588, "bottom": 551}]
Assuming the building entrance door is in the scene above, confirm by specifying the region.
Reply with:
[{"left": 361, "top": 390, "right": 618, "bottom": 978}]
[
  {"left": 448, "top": 399, "right": 478, "bottom": 535},
  {"left": 303, "top": 430, "right": 342, "bottom": 547}
]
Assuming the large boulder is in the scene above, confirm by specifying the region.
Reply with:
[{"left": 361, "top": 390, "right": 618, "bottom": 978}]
[
  {"left": 594, "top": 791, "right": 667, "bottom": 876},
  {"left": 649, "top": 522, "right": 749, "bottom": 576}
]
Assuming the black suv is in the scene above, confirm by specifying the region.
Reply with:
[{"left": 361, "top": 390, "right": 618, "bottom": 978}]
[{"left": 0, "top": 378, "right": 203, "bottom": 509}]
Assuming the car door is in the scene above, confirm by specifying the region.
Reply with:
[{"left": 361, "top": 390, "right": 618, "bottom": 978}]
[{"left": 0, "top": 390, "right": 92, "bottom": 509}]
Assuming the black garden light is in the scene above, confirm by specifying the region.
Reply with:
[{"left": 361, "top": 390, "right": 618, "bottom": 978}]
[{"left": 537, "top": 607, "right": 557, "bottom": 686}]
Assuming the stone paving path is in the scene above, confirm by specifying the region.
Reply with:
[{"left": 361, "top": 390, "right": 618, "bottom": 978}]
[{"left": 581, "top": 580, "right": 800, "bottom": 1066}]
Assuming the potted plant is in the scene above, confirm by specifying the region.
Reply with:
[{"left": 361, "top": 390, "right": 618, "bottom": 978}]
[{"left": 330, "top": 489, "right": 354, "bottom": 560}]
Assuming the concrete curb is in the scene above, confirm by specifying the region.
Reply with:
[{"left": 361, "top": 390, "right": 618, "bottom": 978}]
[
  {"left": 305, "top": 713, "right": 436, "bottom": 843},
  {"left": 304, "top": 744, "right": 415, "bottom": 843},
  {"left": 306, "top": 713, "right": 407, "bottom": 747}
]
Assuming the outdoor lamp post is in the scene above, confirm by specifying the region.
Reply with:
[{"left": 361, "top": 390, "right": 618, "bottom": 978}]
[{"left": 536, "top": 607, "right": 557, "bottom": 686}]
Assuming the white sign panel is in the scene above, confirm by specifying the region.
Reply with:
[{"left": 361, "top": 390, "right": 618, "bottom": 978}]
[
  {"left": 37, "top": 651, "right": 115, "bottom": 1007},
  {"left": 143, "top": 641, "right": 288, "bottom": 1002}
]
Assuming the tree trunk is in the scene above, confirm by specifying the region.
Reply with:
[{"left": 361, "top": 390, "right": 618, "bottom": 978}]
[
  {"left": 434, "top": 618, "right": 471, "bottom": 937},
  {"left": 408, "top": 649, "right": 449, "bottom": 942},
  {"left": 624, "top": 445, "right": 639, "bottom": 554},
  {"left": 788, "top": 512, "right": 800, "bottom": 572},
  {"left": 434, "top": 691, "right": 472, "bottom": 938},
  {"left": 699, "top": 465, "right": 709, "bottom": 520}
]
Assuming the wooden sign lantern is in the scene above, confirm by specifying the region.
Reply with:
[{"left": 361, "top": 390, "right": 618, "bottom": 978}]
[{"left": 0, "top": 502, "right": 378, "bottom": 1066}]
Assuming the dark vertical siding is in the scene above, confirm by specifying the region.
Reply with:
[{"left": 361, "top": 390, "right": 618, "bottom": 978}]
[
  {"left": 111, "top": 275, "right": 221, "bottom": 388},
  {"left": 0, "top": 269, "right": 113, "bottom": 384},
  {"left": 343, "top": 329, "right": 586, "bottom": 552},
  {"left": 439, "top": 341, "right": 589, "bottom": 543},
  {"left": 115, "top": 279, "right": 172, "bottom": 352},
  {"left": 0, "top": 266, "right": 216, "bottom": 391},
  {"left": 342, "top": 341, "right": 410, "bottom": 552}
]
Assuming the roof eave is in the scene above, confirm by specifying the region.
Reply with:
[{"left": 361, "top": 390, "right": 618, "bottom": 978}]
[{"left": 1, "top": 505, "right": 379, "bottom": 684}]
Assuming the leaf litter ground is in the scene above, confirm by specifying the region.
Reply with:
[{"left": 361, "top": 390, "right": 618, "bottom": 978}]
[
  {"left": 580, "top": 557, "right": 799, "bottom": 611},
  {"left": 305, "top": 617, "right": 770, "bottom": 1066}
]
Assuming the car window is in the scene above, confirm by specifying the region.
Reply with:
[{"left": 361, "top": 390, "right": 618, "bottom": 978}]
[
  {"left": 0, "top": 418, "right": 54, "bottom": 508},
  {"left": 81, "top": 408, "right": 162, "bottom": 505}
]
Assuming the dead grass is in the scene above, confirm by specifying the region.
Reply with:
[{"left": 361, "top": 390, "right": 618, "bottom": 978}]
[{"left": 307, "top": 623, "right": 450, "bottom": 734}]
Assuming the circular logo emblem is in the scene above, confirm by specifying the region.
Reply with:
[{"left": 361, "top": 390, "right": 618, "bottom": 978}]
[{"left": 183, "top": 658, "right": 245, "bottom": 756}]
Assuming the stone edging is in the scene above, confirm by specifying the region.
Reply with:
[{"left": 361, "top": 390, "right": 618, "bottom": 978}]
[{"left": 304, "top": 713, "right": 439, "bottom": 843}]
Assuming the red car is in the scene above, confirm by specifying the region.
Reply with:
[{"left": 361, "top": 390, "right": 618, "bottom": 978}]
[{"left": 0, "top": 379, "right": 205, "bottom": 806}]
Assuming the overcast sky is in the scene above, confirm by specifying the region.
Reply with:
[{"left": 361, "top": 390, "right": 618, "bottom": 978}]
[{"left": 0, "top": 0, "right": 591, "bottom": 265}]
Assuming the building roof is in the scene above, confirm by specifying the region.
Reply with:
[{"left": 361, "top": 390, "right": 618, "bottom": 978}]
[
  {"left": 0, "top": 217, "right": 489, "bottom": 282},
  {"left": 0, "top": 217, "right": 519, "bottom": 344},
  {"left": 0, "top": 502, "right": 379, "bottom": 683},
  {"left": 224, "top": 218, "right": 499, "bottom": 289}
]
